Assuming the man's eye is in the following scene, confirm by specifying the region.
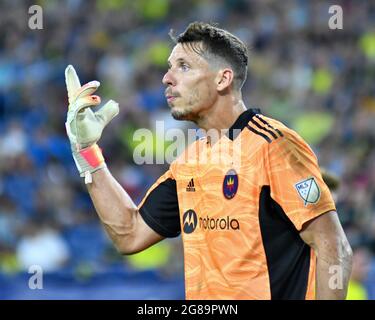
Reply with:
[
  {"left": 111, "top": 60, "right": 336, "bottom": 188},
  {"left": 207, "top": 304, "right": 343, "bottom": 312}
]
[{"left": 179, "top": 64, "right": 190, "bottom": 72}]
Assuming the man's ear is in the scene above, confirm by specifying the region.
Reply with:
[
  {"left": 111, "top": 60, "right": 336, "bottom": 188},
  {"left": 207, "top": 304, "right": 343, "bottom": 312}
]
[{"left": 216, "top": 68, "right": 234, "bottom": 92}]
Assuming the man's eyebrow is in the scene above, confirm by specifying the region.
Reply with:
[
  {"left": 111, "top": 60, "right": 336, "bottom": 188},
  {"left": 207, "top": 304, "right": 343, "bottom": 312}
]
[
  {"left": 176, "top": 58, "right": 188, "bottom": 63},
  {"left": 167, "top": 58, "right": 189, "bottom": 66}
]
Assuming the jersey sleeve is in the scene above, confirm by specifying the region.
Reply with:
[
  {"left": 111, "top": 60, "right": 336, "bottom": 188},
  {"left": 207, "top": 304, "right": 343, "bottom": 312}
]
[
  {"left": 137, "top": 169, "right": 181, "bottom": 238},
  {"left": 265, "top": 129, "right": 336, "bottom": 231}
]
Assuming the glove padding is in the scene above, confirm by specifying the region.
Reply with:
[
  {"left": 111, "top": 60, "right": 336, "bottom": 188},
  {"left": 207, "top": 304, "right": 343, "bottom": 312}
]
[
  {"left": 64, "top": 65, "right": 119, "bottom": 182},
  {"left": 65, "top": 65, "right": 119, "bottom": 149}
]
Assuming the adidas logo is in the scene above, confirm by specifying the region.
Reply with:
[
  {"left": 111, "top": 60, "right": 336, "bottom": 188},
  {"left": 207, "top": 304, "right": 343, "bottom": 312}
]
[{"left": 186, "top": 178, "right": 196, "bottom": 192}]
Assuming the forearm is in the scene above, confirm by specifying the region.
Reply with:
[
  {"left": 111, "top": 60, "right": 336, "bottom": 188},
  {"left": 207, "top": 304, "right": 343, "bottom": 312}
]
[
  {"left": 86, "top": 167, "right": 138, "bottom": 252},
  {"left": 315, "top": 240, "right": 353, "bottom": 299}
]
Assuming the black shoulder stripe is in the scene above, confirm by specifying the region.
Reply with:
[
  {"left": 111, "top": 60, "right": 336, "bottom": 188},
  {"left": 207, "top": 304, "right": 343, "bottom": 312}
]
[
  {"left": 255, "top": 115, "right": 284, "bottom": 137},
  {"left": 250, "top": 118, "right": 278, "bottom": 140},
  {"left": 246, "top": 124, "right": 272, "bottom": 143}
]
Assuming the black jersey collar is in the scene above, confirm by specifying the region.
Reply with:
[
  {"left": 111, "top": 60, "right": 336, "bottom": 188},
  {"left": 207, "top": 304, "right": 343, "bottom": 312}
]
[{"left": 227, "top": 108, "right": 261, "bottom": 140}]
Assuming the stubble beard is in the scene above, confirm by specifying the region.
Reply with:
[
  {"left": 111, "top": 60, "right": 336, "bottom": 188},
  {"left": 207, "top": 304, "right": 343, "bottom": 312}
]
[
  {"left": 170, "top": 104, "right": 196, "bottom": 121},
  {"left": 171, "top": 109, "right": 186, "bottom": 120},
  {"left": 170, "top": 89, "right": 201, "bottom": 122}
]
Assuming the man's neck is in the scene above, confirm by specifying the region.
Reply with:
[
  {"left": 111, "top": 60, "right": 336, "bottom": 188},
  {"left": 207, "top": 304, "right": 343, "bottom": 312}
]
[{"left": 196, "top": 95, "right": 247, "bottom": 145}]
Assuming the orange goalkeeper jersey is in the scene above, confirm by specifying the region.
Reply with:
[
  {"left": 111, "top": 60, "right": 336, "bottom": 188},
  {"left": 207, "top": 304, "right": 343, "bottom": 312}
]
[{"left": 138, "top": 108, "right": 336, "bottom": 300}]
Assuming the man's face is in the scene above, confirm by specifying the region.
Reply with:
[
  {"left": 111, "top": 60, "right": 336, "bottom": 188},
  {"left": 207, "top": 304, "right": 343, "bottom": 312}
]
[{"left": 162, "top": 42, "right": 218, "bottom": 122}]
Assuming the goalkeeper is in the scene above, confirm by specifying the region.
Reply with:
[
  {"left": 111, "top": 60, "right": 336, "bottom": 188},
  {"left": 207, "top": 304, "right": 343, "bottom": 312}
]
[{"left": 64, "top": 22, "right": 352, "bottom": 300}]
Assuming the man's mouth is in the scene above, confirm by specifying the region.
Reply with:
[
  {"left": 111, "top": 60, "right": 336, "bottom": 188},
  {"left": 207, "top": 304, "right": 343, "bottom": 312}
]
[{"left": 166, "top": 96, "right": 177, "bottom": 102}]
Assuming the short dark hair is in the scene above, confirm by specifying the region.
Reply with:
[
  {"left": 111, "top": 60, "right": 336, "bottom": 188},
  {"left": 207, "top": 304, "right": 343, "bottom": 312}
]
[{"left": 170, "top": 22, "right": 249, "bottom": 90}]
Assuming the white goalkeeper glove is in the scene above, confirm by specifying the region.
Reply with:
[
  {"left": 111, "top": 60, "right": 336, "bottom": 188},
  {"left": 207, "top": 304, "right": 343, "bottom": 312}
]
[{"left": 65, "top": 65, "right": 119, "bottom": 183}]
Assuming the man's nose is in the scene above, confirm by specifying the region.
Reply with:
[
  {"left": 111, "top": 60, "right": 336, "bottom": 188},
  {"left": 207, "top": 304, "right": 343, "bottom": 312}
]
[{"left": 162, "top": 70, "right": 176, "bottom": 86}]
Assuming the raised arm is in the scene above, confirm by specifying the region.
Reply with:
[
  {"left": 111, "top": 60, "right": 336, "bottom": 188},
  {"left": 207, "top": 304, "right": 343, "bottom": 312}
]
[{"left": 64, "top": 65, "right": 163, "bottom": 254}]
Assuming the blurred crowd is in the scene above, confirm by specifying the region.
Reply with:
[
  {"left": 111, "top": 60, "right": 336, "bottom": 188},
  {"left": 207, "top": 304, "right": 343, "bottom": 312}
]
[{"left": 0, "top": 0, "right": 374, "bottom": 298}]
